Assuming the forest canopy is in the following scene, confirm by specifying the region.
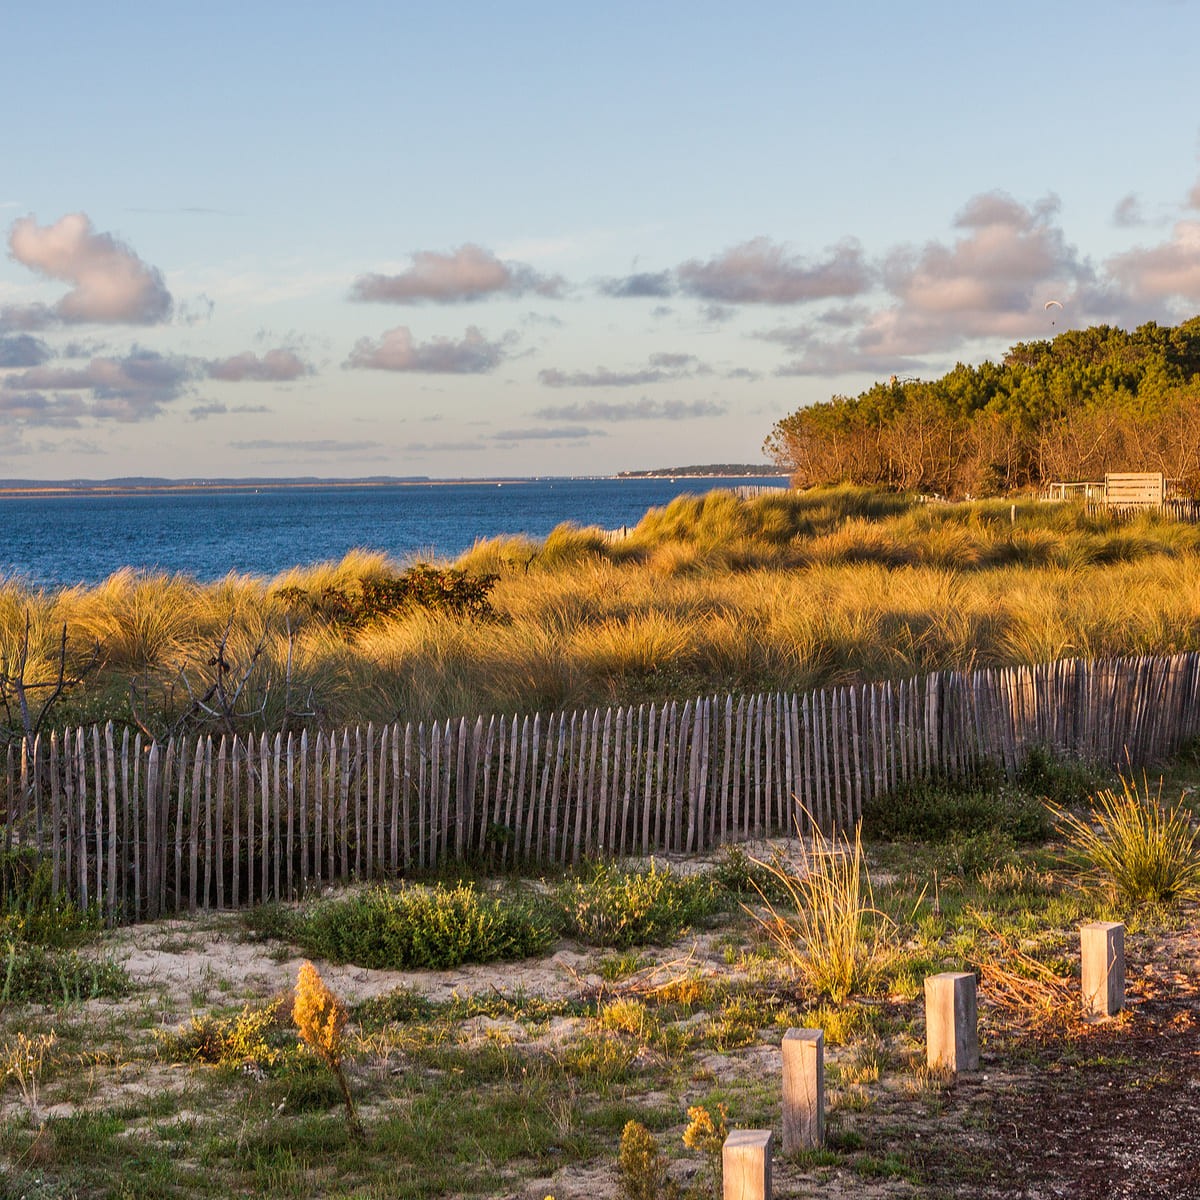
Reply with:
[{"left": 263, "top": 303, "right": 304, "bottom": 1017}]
[{"left": 764, "top": 318, "right": 1200, "bottom": 497}]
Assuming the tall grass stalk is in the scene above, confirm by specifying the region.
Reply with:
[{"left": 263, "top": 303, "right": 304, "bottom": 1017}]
[
  {"left": 746, "top": 819, "right": 893, "bottom": 1002},
  {"left": 1056, "top": 776, "right": 1200, "bottom": 908}
]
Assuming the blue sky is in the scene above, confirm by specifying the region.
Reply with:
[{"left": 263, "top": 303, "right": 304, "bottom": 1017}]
[{"left": 3, "top": 0, "right": 1200, "bottom": 478}]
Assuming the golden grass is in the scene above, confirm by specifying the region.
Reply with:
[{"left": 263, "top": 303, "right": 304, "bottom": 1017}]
[{"left": 4, "top": 490, "right": 1200, "bottom": 733}]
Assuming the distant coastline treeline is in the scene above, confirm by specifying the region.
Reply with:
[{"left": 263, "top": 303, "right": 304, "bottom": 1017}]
[
  {"left": 618, "top": 464, "right": 786, "bottom": 478},
  {"left": 765, "top": 318, "right": 1200, "bottom": 497}
]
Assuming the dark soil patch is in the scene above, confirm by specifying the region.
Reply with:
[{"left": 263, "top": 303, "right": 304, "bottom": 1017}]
[{"left": 915, "top": 946, "right": 1200, "bottom": 1198}]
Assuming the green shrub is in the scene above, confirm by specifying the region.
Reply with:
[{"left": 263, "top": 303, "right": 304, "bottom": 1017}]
[
  {"left": 0, "top": 850, "right": 102, "bottom": 947},
  {"left": 1016, "top": 746, "right": 1107, "bottom": 808},
  {"left": 710, "top": 845, "right": 795, "bottom": 905},
  {"left": 0, "top": 939, "right": 129, "bottom": 1004},
  {"left": 618, "top": 1119, "right": 680, "bottom": 1200},
  {"left": 354, "top": 985, "right": 437, "bottom": 1027},
  {"left": 1057, "top": 776, "right": 1200, "bottom": 908},
  {"left": 294, "top": 882, "right": 555, "bottom": 969},
  {"left": 863, "top": 770, "right": 1050, "bottom": 844},
  {"left": 937, "top": 829, "right": 1019, "bottom": 879},
  {"left": 275, "top": 562, "right": 499, "bottom": 630},
  {"left": 554, "top": 860, "right": 720, "bottom": 949}
]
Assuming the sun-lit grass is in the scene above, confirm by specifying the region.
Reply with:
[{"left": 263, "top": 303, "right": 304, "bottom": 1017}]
[
  {"left": 1057, "top": 775, "right": 1200, "bottom": 908},
  {"left": 745, "top": 821, "right": 894, "bottom": 1002},
  {"left": 4, "top": 489, "right": 1200, "bottom": 736}
]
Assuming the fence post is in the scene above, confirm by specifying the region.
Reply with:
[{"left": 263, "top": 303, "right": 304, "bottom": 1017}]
[
  {"left": 1081, "top": 921, "right": 1125, "bottom": 1017},
  {"left": 925, "top": 971, "right": 979, "bottom": 1072},
  {"left": 723, "top": 1129, "right": 772, "bottom": 1200},
  {"left": 782, "top": 1028, "right": 823, "bottom": 1152}
]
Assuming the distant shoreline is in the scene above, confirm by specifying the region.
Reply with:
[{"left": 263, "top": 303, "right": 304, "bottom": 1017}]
[{"left": 0, "top": 473, "right": 787, "bottom": 500}]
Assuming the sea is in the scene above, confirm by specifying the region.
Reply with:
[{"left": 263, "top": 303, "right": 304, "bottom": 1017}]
[{"left": 0, "top": 476, "right": 786, "bottom": 588}]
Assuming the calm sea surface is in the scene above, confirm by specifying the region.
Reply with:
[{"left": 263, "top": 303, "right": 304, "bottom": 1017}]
[{"left": 0, "top": 477, "right": 784, "bottom": 588}]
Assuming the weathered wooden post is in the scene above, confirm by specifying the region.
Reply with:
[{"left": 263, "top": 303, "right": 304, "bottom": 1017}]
[
  {"left": 925, "top": 971, "right": 979, "bottom": 1072},
  {"left": 1081, "top": 921, "right": 1125, "bottom": 1017},
  {"left": 782, "top": 1028, "right": 823, "bottom": 1152},
  {"left": 723, "top": 1129, "right": 772, "bottom": 1200}
]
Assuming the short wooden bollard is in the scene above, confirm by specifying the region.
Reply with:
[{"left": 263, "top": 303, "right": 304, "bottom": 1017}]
[
  {"left": 925, "top": 971, "right": 979, "bottom": 1072},
  {"left": 723, "top": 1129, "right": 772, "bottom": 1200},
  {"left": 782, "top": 1028, "right": 824, "bottom": 1152},
  {"left": 1081, "top": 921, "right": 1125, "bottom": 1017}
]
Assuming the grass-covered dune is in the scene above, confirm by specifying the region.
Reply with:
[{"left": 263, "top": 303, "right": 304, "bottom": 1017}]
[{"left": 5, "top": 485, "right": 1200, "bottom": 739}]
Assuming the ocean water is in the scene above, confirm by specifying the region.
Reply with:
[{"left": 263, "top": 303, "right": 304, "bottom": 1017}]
[{"left": 0, "top": 477, "right": 784, "bottom": 588}]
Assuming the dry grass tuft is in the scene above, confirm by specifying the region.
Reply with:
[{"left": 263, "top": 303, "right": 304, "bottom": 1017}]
[{"left": 745, "top": 819, "right": 894, "bottom": 1002}]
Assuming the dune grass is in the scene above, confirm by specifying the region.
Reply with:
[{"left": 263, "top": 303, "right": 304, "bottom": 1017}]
[
  {"left": 5, "top": 488, "right": 1200, "bottom": 737},
  {"left": 1056, "top": 775, "right": 1200, "bottom": 909}
]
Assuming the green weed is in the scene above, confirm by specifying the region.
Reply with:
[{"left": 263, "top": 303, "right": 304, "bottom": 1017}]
[
  {"left": 0, "top": 850, "right": 102, "bottom": 947},
  {"left": 156, "top": 996, "right": 296, "bottom": 1068},
  {"left": 0, "top": 940, "right": 129, "bottom": 1005}
]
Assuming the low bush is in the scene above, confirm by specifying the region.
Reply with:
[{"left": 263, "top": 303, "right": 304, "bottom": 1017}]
[
  {"left": 937, "top": 829, "right": 1019, "bottom": 879},
  {"left": 554, "top": 860, "right": 721, "bottom": 949},
  {"left": 157, "top": 996, "right": 295, "bottom": 1068},
  {"left": 275, "top": 563, "right": 499, "bottom": 630},
  {"left": 0, "top": 939, "right": 129, "bottom": 1005},
  {"left": 294, "top": 882, "right": 555, "bottom": 969},
  {"left": 1057, "top": 775, "right": 1200, "bottom": 908},
  {"left": 1016, "top": 746, "right": 1107, "bottom": 808},
  {"left": 863, "top": 769, "right": 1051, "bottom": 844},
  {"left": 710, "top": 845, "right": 796, "bottom": 905}
]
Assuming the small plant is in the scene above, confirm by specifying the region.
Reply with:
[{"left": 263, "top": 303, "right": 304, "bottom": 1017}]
[
  {"left": 682, "top": 1103, "right": 728, "bottom": 1200},
  {"left": 1056, "top": 775, "right": 1200, "bottom": 908},
  {"left": 938, "top": 829, "right": 1018, "bottom": 879},
  {"left": 618, "top": 1119, "right": 680, "bottom": 1200},
  {"left": 711, "top": 845, "right": 795, "bottom": 904},
  {"left": 157, "top": 996, "right": 293, "bottom": 1068},
  {"left": 295, "top": 882, "right": 555, "bottom": 969},
  {"left": 746, "top": 820, "right": 893, "bottom": 1002},
  {"left": 1, "top": 1030, "right": 56, "bottom": 1124},
  {"left": 0, "top": 850, "right": 102, "bottom": 947},
  {"left": 863, "top": 768, "right": 1051, "bottom": 844},
  {"left": 555, "top": 860, "right": 720, "bottom": 949},
  {"left": 617, "top": 1106, "right": 728, "bottom": 1200},
  {"left": 293, "top": 960, "right": 364, "bottom": 1145},
  {"left": 1017, "top": 745, "right": 1106, "bottom": 808}
]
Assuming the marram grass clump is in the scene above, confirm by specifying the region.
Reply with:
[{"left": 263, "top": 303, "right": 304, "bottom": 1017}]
[
  {"left": 745, "top": 819, "right": 893, "bottom": 1002},
  {"left": 1056, "top": 775, "right": 1200, "bottom": 909}
]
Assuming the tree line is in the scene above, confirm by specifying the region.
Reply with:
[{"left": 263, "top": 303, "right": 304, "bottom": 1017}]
[{"left": 764, "top": 318, "right": 1200, "bottom": 496}]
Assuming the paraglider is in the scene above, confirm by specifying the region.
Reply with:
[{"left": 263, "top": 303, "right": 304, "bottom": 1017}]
[{"left": 1044, "top": 298, "right": 1064, "bottom": 326}]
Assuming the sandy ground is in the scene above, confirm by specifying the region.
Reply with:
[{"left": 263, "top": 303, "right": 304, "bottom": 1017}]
[{"left": 5, "top": 842, "right": 1199, "bottom": 1198}]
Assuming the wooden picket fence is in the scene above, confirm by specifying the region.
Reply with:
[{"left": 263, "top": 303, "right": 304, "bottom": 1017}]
[{"left": 3, "top": 652, "right": 1200, "bottom": 922}]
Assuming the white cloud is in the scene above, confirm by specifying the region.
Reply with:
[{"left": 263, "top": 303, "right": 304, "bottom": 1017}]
[
  {"left": 1104, "top": 219, "right": 1200, "bottom": 304},
  {"left": 350, "top": 244, "right": 564, "bottom": 303},
  {"left": 345, "top": 325, "right": 513, "bottom": 373},
  {"left": 677, "top": 237, "right": 871, "bottom": 304},
  {"left": 206, "top": 349, "right": 312, "bottom": 382},
  {"left": 2, "top": 213, "right": 172, "bottom": 329}
]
